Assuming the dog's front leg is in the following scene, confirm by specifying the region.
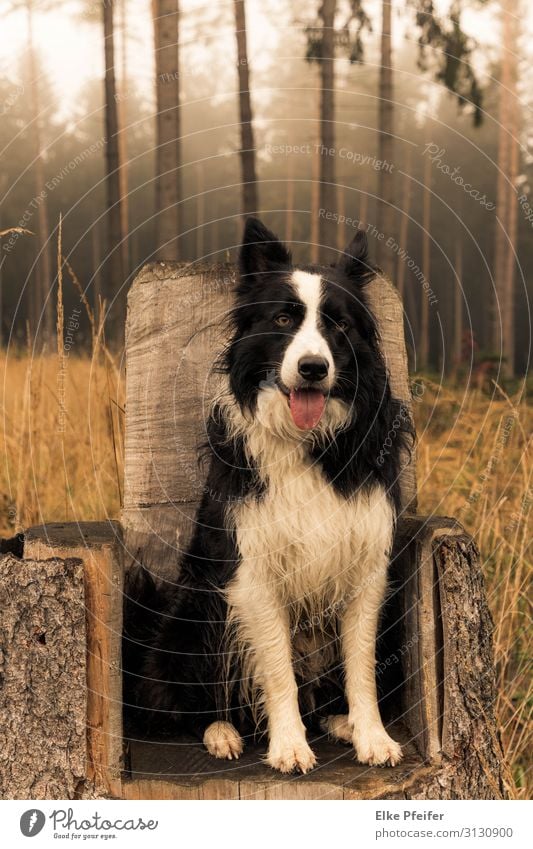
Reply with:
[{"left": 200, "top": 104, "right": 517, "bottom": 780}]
[
  {"left": 339, "top": 564, "right": 403, "bottom": 766},
  {"left": 227, "top": 568, "right": 316, "bottom": 774}
]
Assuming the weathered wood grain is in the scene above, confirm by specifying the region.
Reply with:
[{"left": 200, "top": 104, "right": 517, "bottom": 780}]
[
  {"left": 0, "top": 554, "right": 86, "bottom": 799},
  {"left": 124, "top": 722, "right": 421, "bottom": 800},
  {"left": 366, "top": 273, "right": 417, "bottom": 512},
  {"left": 122, "top": 262, "right": 416, "bottom": 578},
  {"left": 122, "top": 530, "right": 508, "bottom": 799},
  {"left": 395, "top": 515, "right": 463, "bottom": 761},
  {"left": 432, "top": 535, "right": 510, "bottom": 799},
  {"left": 25, "top": 521, "right": 124, "bottom": 798}
]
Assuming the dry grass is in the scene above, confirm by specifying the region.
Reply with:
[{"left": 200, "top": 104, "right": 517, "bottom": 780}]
[
  {"left": 0, "top": 348, "right": 124, "bottom": 534},
  {"left": 415, "top": 378, "right": 532, "bottom": 797},
  {"left": 0, "top": 348, "right": 530, "bottom": 795}
]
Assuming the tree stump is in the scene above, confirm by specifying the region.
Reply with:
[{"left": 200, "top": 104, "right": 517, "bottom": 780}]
[{"left": 0, "top": 555, "right": 86, "bottom": 799}]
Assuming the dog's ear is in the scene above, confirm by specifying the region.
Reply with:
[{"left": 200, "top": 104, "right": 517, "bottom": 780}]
[
  {"left": 336, "top": 230, "right": 374, "bottom": 285},
  {"left": 239, "top": 217, "right": 291, "bottom": 282}
]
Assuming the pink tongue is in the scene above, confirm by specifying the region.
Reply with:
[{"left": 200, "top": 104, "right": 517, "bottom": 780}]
[{"left": 289, "top": 389, "right": 326, "bottom": 430}]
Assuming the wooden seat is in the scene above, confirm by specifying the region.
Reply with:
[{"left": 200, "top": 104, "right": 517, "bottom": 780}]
[{"left": 0, "top": 262, "right": 509, "bottom": 800}]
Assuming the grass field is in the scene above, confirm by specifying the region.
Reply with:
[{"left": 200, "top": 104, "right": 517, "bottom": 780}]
[{"left": 0, "top": 350, "right": 530, "bottom": 796}]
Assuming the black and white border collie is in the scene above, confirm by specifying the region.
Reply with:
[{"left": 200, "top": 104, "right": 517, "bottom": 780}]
[{"left": 127, "top": 217, "right": 412, "bottom": 774}]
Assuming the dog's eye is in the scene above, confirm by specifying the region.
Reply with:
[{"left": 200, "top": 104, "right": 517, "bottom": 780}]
[
  {"left": 337, "top": 319, "right": 350, "bottom": 332},
  {"left": 274, "top": 314, "right": 293, "bottom": 328}
]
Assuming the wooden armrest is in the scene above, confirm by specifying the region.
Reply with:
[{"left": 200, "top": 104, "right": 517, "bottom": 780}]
[
  {"left": 390, "top": 513, "right": 507, "bottom": 798},
  {"left": 23, "top": 521, "right": 124, "bottom": 799},
  {"left": 395, "top": 514, "right": 467, "bottom": 548}
]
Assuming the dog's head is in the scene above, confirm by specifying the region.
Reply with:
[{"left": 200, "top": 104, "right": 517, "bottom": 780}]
[{"left": 225, "top": 217, "right": 386, "bottom": 437}]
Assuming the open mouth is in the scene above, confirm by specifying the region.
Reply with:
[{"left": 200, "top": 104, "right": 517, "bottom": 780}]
[{"left": 276, "top": 380, "right": 326, "bottom": 430}]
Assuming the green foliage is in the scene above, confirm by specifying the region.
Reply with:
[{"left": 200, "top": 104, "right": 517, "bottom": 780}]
[
  {"left": 304, "top": 0, "right": 372, "bottom": 65},
  {"left": 304, "top": 1, "right": 486, "bottom": 124},
  {"left": 413, "top": 0, "right": 486, "bottom": 125}
]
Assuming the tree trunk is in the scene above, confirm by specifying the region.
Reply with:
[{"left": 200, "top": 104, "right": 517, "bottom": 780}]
[
  {"left": 318, "top": 0, "right": 337, "bottom": 262},
  {"left": 103, "top": 0, "right": 126, "bottom": 342},
  {"left": 492, "top": 0, "right": 519, "bottom": 378},
  {"left": 310, "top": 84, "right": 320, "bottom": 262},
  {"left": 500, "top": 1, "right": 519, "bottom": 379},
  {"left": 26, "top": 2, "right": 53, "bottom": 344},
  {"left": 286, "top": 154, "right": 295, "bottom": 242},
  {"left": 153, "top": 0, "right": 182, "bottom": 260},
  {"left": 233, "top": 0, "right": 258, "bottom": 216},
  {"left": 359, "top": 168, "right": 369, "bottom": 227},
  {"left": 91, "top": 216, "right": 102, "bottom": 318},
  {"left": 453, "top": 213, "right": 463, "bottom": 376},
  {"left": 419, "top": 152, "right": 431, "bottom": 370},
  {"left": 376, "top": 0, "right": 395, "bottom": 278},
  {"left": 502, "top": 103, "right": 519, "bottom": 378},
  {"left": 337, "top": 182, "right": 345, "bottom": 250},
  {"left": 117, "top": 0, "right": 129, "bottom": 275},
  {"left": 196, "top": 163, "right": 205, "bottom": 258}
]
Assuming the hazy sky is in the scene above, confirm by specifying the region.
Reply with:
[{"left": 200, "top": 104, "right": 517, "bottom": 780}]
[{"left": 0, "top": 0, "right": 508, "bottom": 116}]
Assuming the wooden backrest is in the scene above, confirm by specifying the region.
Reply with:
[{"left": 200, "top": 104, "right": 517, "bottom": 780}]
[{"left": 122, "top": 262, "right": 416, "bottom": 579}]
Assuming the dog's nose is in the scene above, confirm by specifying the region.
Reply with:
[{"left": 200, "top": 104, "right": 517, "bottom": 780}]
[{"left": 298, "top": 356, "right": 329, "bottom": 382}]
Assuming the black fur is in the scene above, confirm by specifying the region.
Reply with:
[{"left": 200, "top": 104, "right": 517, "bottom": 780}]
[{"left": 123, "top": 218, "right": 413, "bottom": 739}]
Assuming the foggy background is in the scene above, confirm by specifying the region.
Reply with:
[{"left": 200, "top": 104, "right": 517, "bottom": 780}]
[{"left": 0, "top": 0, "right": 531, "bottom": 376}]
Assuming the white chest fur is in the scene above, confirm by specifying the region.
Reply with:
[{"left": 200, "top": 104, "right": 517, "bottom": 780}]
[{"left": 228, "top": 419, "right": 394, "bottom": 617}]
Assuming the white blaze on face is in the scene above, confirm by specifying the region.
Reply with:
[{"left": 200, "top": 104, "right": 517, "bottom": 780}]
[{"left": 280, "top": 270, "right": 335, "bottom": 390}]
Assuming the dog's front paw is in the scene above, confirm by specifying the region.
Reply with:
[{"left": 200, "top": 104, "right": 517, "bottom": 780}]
[
  {"left": 322, "top": 714, "right": 353, "bottom": 743},
  {"left": 266, "top": 736, "right": 317, "bottom": 774},
  {"left": 353, "top": 726, "right": 403, "bottom": 767},
  {"left": 203, "top": 721, "right": 244, "bottom": 760}
]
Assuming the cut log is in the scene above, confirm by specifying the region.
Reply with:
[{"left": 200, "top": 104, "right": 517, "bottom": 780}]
[
  {"left": 25, "top": 521, "right": 124, "bottom": 798},
  {"left": 122, "top": 262, "right": 416, "bottom": 579},
  {"left": 0, "top": 554, "right": 86, "bottom": 799},
  {"left": 434, "top": 535, "right": 510, "bottom": 799}
]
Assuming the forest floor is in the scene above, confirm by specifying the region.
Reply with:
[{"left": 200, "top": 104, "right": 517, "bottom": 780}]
[{"left": 0, "top": 351, "right": 530, "bottom": 797}]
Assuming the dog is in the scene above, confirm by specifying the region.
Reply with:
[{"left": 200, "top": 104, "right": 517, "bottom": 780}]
[{"left": 124, "top": 217, "right": 412, "bottom": 774}]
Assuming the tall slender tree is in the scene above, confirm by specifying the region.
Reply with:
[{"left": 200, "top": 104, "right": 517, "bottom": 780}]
[
  {"left": 17, "top": 0, "right": 54, "bottom": 341},
  {"left": 376, "top": 1, "right": 395, "bottom": 277},
  {"left": 102, "top": 0, "right": 126, "bottom": 338},
  {"left": 310, "top": 105, "right": 320, "bottom": 262},
  {"left": 318, "top": 0, "right": 336, "bottom": 260},
  {"left": 286, "top": 155, "right": 295, "bottom": 242},
  {"left": 153, "top": 0, "right": 182, "bottom": 259},
  {"left": 419, "top": 152, "right": 431, "bottom": 370},
  {"left": 117, "top": 0, "right": 129, "bottom": 271},
  {"left": 492, "top": 0, "right": 520, "bottom": 377},
  {"left": 79, "top": 0, "right": 129, "bottom": 310},
  {"left": 233, "top": 0, "right": 258, "bottom": 216},
  {"left": 305, "top": 2, "right": 372, "bottom": 261},
  {"left": 453, "top": 214, "right": 463, "bottom": 376}
]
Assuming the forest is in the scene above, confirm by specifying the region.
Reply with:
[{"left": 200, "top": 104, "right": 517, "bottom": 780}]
[
  {"left": 0, "top": 0, "right": 531, "bottom": 378},
  {"left": 0, "top": 0, "right": 531, "bottom": 797}
]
